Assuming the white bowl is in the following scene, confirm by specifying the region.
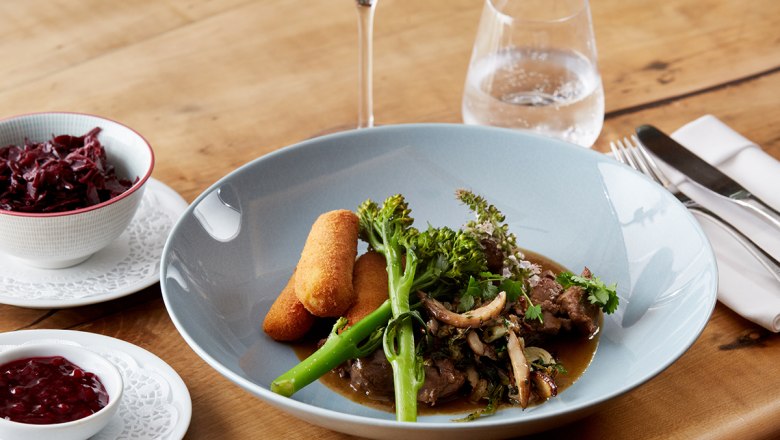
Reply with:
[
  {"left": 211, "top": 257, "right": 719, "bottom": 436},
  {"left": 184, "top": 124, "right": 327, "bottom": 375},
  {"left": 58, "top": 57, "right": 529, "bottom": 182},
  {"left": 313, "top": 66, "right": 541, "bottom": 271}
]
[
  {"left": 0, "top": 112, "right": 154, "bottom": 268},
  {"left": 0, "top": 342, "right": 124, "bottom": 440}
]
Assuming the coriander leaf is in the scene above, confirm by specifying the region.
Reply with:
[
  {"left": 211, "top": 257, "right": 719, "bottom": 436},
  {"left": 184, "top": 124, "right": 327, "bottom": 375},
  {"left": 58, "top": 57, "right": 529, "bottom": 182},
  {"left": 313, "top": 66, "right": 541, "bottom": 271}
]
[
  {"left": 483, "top": 282, "right": 499, "bottom": 300},
  {"left": 556, "top": 272, "right": 619, "bottom": 314},
  {"left": 465, "top": 276, "right": 482, "bottom": 298},
  {"left": 525, "top": 304, "right": 543, "bottom": 322},
  {"left": 457, "top": 292, "right": 475, "bottom": 313},
  {"left": 498, "top": 278, "right": 523, "bottom": 302},
  {"left": 458, "top": 277, "right": 480, "bottom": 312}
]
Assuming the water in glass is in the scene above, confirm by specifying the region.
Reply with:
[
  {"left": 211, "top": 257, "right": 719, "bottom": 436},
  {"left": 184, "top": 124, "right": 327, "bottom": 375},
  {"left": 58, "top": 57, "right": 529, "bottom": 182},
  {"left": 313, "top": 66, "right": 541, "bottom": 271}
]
[
  {"left": 463, "top": 47, "right": 604, "bottom": 147},
  {"left": 462, "top": 0, "right": 604, "bottom": 147}
]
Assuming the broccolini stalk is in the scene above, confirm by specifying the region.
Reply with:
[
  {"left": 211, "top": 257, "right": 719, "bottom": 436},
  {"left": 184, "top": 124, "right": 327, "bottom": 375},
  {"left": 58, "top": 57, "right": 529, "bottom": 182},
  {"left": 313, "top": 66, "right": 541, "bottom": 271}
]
[
  {"left": 357, "top": 195, "right": 423, "bottom": 422},
  {"left": 358, "top": 195, "right": 487, "bottom": 422},
  {"left": 270, "top": 301, "right": 390, "bottom": 396}
]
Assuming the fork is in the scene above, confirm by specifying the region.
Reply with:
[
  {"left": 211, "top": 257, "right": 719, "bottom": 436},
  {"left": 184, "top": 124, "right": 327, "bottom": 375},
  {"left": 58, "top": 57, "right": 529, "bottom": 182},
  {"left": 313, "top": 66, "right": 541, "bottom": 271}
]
[{"left": 610, "top": 135, "right": 780, "bottom": 283}]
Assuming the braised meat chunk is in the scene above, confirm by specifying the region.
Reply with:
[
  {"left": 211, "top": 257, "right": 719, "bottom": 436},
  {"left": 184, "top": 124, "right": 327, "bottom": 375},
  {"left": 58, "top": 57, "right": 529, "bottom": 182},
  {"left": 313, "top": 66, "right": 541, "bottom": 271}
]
[
  {"left": 346, "top": 349, "right": 394, "bottom": 401},
  {"left": 522, "top": 267, "right": 600, "bottom": 338},
  {"left": 418, "top": 358, "right": 466, "bottom": 406},
  {"left": 345, "top": 351, "right": 465, "bottom": 406},
  {"left": 556, "top": 267, "right": 600, "bottom": 336}
]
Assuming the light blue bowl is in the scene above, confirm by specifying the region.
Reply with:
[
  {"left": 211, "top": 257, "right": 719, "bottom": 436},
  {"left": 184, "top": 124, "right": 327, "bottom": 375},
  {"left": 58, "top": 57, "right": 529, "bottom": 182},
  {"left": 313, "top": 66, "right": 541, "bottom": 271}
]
[{"left": 161, "top": 124, "right": 717, "bottom": 439}]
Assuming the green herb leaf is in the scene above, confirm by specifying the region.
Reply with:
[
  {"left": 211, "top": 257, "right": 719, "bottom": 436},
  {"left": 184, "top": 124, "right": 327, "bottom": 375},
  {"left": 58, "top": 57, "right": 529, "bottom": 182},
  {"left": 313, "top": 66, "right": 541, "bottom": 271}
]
[
  {"left": 452, "top": 398, "right": 497, "bottom": 422},
  {"left": 465, "top": 276, "right": 482, "bottom": 298},
  {"left": 531, "top": 359, "right": 568, "bottom": 376},
  {"left": 498, "top": 278, "right": 523, "bottom": 302},
  {"left": 457, "top": 276, "right": 480, "bottom": 312},
  {"left": 483, "top": 282, "right": 499, "bottom": 301},
  {"left": 525, "top": 304, "right": 543, "bottom": 322},
  {"left": 457, "top": 292, "right": 475, "bottom": 313},
  {"left": 556, "top": 272, "right": 619, "bottom": 314}
]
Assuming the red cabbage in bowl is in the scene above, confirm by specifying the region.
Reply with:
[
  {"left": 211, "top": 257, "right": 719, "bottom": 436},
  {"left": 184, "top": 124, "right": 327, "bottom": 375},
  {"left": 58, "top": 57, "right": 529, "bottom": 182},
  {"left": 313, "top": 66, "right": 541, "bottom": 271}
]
[{"left": 0, "top": 127, "right": 135, "bottom": 213}]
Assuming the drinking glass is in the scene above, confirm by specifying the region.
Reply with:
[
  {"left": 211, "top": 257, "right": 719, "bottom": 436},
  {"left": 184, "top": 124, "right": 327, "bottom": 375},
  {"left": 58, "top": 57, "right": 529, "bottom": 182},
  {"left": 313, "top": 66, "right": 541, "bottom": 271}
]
[{"left": 462, "top": 0, "right": 604, "bottom": 147}]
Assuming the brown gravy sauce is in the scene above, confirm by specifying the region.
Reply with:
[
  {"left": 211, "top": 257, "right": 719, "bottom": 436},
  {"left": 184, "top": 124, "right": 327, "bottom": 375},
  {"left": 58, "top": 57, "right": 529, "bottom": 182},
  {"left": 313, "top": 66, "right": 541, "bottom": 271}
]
[{"left": 293, "top": 250, "right": 600, "bottom": 415}]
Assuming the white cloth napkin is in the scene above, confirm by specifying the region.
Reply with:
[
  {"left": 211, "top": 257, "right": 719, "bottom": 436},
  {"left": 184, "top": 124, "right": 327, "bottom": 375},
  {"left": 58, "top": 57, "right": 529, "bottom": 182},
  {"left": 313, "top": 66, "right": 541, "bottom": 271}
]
[{"left": 663, "top": 115, "right": 780, "bottom": 332}]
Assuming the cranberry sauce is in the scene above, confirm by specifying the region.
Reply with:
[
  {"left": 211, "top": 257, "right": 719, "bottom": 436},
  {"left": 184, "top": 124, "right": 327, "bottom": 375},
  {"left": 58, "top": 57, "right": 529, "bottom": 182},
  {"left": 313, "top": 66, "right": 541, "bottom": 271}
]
[{"left": 0, "top": 356, "right": 109, "bottom": 424}]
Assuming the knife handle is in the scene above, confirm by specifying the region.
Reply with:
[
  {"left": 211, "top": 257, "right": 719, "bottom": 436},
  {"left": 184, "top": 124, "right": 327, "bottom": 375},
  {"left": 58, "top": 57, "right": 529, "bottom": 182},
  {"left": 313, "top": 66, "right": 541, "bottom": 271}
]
[{"left": 731, "top": 191, "right": 780, "bottom": 230}]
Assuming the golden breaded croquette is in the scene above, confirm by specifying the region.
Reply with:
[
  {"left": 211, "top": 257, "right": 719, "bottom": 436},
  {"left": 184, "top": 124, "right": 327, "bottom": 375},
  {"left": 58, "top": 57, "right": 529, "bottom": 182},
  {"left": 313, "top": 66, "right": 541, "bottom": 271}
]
[
  {"left": 295, "top": 209, "right": 359, "bottom": 317},
  {"left": 344, "top": 251, "right": 388, "bottom": 327},
  {"left": 263, "top": 271, "right": 316, "bottom": 341}
]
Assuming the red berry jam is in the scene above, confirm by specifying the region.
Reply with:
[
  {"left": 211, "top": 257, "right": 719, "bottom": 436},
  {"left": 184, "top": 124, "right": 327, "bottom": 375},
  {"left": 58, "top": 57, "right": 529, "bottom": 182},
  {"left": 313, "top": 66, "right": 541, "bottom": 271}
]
[{"left": 0, "top": 356, "right": 109, "bottom": 424}]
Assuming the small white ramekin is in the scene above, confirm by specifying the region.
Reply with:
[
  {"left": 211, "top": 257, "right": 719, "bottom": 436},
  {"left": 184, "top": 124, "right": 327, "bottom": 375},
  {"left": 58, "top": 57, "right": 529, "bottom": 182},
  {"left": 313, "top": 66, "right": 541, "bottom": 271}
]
[
  {"left": 0, "top": 342, "right": 124, "bottom": 440},
  {"left": 0, "top": 112, "right": 154, "bottom": 268}
]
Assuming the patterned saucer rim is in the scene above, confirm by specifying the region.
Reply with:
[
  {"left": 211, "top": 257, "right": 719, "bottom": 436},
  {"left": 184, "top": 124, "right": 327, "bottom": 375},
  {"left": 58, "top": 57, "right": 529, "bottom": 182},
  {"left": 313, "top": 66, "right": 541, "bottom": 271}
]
[{"left": 0, "top": 178, "right": 187, "bottom": 308}]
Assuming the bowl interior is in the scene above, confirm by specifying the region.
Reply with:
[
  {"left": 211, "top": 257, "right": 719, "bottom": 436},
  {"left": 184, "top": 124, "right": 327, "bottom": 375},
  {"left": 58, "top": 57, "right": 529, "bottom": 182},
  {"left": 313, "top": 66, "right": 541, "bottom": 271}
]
[{"left": 161, "top": 124, "right": 717, "bottom": 436}]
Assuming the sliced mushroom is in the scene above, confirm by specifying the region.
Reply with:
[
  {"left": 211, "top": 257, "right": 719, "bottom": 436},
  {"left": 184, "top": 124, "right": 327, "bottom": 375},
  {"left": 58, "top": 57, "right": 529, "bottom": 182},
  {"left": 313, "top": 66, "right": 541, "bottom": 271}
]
[
  {"left": 465, "top": 366, "right": 489, "bottom": 402},
  {"left": 483, "top": 324, "right": 508, "bottom": 343},
  {"left": 466, "top": 330, "right": 497, "bottom": 360},
  {"left": 465, "top": 366, "right": 479, "bottom": 388},
  {"left": 469, "top": 378, "right": 489, "bottom": 402},
  {"left": 531, "top": 370, "right": 558, "bottom": 400},
  {"left": 418, "top": 291, "right": 506, "bottom": 328},
  {"left": 506, "top": 331, "right": 531, "bottom": 408},
  {"left": 524, "top": 346, "right": 555, "bottom": 366},
  {"left": 426, "top": 318, "right": 439, "bottom": 335},
  {"left": 506, "top": 314, "right": 522, "bottom": 333}
]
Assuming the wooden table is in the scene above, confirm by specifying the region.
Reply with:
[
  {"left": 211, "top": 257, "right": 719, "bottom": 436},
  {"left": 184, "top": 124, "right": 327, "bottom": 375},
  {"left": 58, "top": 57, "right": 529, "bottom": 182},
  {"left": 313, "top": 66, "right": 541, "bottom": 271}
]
[{"left": 1, "top": 0, "right": 778, "bottom": 438}]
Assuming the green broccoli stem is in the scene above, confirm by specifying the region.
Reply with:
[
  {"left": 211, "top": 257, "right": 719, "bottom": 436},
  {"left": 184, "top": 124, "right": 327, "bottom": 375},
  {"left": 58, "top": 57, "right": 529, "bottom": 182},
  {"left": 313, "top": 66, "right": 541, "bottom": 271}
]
[
  {"left": 382, "top": 232, "right": 423, "bottom": 422},
  {"left": 270, "top": 300, "right": 392, "bottom": 397}
]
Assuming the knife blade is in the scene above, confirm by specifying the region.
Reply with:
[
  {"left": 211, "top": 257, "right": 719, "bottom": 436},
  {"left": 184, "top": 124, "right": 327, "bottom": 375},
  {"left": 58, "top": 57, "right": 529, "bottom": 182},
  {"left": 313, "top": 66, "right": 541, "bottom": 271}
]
[{"left": 636, "top": 124, "right": 780, "bottom": 229}]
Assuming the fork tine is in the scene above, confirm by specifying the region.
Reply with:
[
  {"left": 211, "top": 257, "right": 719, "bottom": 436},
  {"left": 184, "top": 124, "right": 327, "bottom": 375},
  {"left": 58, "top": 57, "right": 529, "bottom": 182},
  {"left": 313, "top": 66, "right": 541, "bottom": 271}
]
[
  {"left": 610, "top": 136, "right": 668, "bottom": 189},
  {"left": 618, "top": 139, "right": 644, "bottom": 172},
  {"left": 608, "top": 141, "right": 625, "bottom": 164},
  {"left": 628, "top": 135, "right": 673, "bottom": 188},
  {"left": 617, "top": 138, "right": 640, "bottom": 169},
  {"left": 622, "top": 137, "right": 654, "bottom": 176},
  {"left": 609, "top": 139, "right": 633, "bottom": 167}
]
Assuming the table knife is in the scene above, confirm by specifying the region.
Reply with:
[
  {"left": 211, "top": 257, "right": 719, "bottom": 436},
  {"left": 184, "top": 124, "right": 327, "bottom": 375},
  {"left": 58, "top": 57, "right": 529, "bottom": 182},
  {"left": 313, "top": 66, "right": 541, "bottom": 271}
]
[{"left": 636, "top": 124, "right": 780, "bottom": 229}]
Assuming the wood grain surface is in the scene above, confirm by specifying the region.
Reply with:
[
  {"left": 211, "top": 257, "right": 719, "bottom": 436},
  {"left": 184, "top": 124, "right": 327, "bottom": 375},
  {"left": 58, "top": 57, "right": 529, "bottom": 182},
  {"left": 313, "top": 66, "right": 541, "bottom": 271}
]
[{"left": 0, "top": 1, "right": 778, "bottom": 439}]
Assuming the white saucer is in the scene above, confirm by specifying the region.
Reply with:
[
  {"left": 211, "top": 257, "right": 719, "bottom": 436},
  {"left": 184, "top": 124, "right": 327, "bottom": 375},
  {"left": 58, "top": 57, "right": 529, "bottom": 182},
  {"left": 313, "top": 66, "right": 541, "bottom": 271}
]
[
  {"left": 0, "top": 178, "right": 187, "bottom": 308},
  {"left": 0, "top": 329, "right": 192, "bottom": 440}
]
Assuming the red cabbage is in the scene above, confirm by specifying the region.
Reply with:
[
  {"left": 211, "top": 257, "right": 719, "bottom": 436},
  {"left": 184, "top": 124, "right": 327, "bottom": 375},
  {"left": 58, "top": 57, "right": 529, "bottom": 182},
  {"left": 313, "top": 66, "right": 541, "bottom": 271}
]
[{"left": 0, "top": 127, "right": 135, "bottom": 213}]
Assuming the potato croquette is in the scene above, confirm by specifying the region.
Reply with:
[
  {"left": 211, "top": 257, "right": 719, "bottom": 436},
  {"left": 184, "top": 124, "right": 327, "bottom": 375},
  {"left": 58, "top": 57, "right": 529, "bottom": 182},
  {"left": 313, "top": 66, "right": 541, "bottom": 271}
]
[
  {"left": 263, "top": 271, "right": 316, "bottom": 341},
  {"left": 295, "top": 209, "right": 359, "bottom": 317},
  {"left": 344, "top": 251, "right": 388, "bottom": 327}
]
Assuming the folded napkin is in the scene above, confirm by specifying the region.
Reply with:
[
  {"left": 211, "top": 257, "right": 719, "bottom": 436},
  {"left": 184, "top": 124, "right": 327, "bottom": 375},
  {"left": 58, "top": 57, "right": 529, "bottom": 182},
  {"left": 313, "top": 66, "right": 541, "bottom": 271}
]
[{"left": 663, "top": 115, "right": 780, "bottom": 332}]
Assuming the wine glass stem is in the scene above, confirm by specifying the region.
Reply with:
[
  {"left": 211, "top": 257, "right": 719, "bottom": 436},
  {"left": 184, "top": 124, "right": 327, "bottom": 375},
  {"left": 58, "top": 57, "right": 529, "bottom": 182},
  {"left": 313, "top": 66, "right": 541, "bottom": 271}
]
[{"left": 356, "top": 0, "right": 377, "bottom": 128}]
